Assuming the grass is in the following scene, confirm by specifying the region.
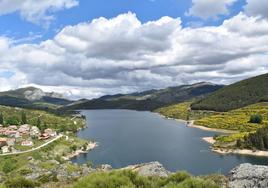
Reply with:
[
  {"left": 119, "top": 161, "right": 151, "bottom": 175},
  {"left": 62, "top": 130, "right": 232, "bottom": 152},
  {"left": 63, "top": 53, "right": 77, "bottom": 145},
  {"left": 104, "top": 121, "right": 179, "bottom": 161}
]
[
  {"left": 195, "top": 102, "right": 268, "bottom": 132},
  {"left": 72, "top": 170, "right": 221, "bottom": 188}
]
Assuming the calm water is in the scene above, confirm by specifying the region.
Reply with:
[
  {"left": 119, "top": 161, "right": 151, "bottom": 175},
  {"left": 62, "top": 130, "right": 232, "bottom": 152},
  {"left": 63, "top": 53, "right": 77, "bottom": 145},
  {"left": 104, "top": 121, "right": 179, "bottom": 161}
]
[{"left": 72, "top": 110, "right": 268, "bottom": 175}]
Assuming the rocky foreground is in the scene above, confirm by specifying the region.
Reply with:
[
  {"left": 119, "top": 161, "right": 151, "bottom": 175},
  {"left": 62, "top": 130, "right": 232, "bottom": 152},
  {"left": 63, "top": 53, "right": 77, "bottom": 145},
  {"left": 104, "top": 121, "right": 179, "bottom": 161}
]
[
  {"left": 228, "top": 163, "right": 268, "bottom": 188},
  {"left": 3, "top": 159, "right": 268, "bottom": 188}
]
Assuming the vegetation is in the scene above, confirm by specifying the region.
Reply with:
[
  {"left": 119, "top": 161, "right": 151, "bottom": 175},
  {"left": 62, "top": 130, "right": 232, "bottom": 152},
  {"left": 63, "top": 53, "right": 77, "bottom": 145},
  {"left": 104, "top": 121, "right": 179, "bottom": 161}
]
[
  {"left": 241, "top": 126, "right": 268, "bottom": 150},
  {"left": 191, "top": 73, "right": 268, "bottom": 112},
  {"left": 72, "top": 170, "right": 220, "bottom": 188},
  {"left": 0, "top": 87, "right": 73, "bottom": 112},
  {"left": 62, "top": 83, "right": 223, "bottom": 111},
  {"left": 249, "top": 114, "right": 263, "bottom": 124},
  {"left": 0, "top": 105, "right": 85, "bottom": 132},
  {"left": 195, "top": 103, "right": 268, "bottom": 132},
  {"left": 155, "top": 102, "right": 216, "bottom": 121}
]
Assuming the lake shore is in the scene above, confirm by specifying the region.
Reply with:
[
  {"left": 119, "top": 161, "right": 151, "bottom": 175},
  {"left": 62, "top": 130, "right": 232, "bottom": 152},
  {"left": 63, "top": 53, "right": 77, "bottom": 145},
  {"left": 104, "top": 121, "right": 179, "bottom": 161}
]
[
  {"left": 202, "top": 137, "right": 268, "bottom": 157},
  {"left": 63, "top": 141, "right": 98, "bottom": 160},
  {"left": 156, "top": 113, "right": 238, "bottom": 134}
]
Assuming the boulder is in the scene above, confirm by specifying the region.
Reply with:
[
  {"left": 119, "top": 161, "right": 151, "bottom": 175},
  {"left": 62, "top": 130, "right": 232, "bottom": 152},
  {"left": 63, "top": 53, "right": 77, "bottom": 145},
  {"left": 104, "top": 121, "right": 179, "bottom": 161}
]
[
  {"left": 123, "top": 161, "right": 170, "bottom": 177},
  {"left": 229, "top": 163, "right": 268, "bottom": 188}
]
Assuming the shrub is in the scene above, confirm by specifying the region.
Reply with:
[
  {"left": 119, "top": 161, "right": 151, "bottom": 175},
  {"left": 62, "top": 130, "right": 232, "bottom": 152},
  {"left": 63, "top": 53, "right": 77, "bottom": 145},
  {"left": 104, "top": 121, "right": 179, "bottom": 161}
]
[
  {"left": 5, "top": 177, "right": 38, "bottom": 188},
  {"left": 2, "top": 159, "right": 17, "bottom": 174},
  {"left": 249, "top": 114, "right": 263, "bottom": 124},
  {"left": 6, "top": 116, "right": 20, "bottom": 125}
]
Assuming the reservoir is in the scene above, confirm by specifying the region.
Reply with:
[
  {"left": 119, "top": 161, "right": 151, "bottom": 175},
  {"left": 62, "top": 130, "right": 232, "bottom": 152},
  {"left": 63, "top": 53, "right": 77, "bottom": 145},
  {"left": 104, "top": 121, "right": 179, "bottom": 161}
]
[{"left": 72, "top": 110, "right": 268, "bottom": 175}]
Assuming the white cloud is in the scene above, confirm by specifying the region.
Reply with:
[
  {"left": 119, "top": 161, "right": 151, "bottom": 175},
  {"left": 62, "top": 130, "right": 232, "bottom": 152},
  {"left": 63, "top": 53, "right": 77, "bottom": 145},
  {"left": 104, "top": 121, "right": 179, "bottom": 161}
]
[
  {"left": 244, "top": 0, "right": 268, "bottom": 19},
  {"left": 0, "top": 0, "right": 78, "bottom": 27},
  {"left": 1, "top": 12, "right": 268, "bottom": 99},
  {"left": 187, "top": 0, "right": 237, "bottom": 19}
]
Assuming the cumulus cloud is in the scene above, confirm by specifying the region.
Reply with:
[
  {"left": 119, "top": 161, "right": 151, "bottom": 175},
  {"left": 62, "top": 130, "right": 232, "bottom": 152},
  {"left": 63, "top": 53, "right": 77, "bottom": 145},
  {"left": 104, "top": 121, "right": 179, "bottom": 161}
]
[
  {"left": 187, "top": 0, "right": 237, "bottom": 19},
  {"left": 0, "top": 0, "right": 78, "bottom": 27},
  {"left": 0, "top": 12, "right": 268, "bottom": 99},
  {"left": 244, "top": 0, "right": 268, "bottom": 19}
]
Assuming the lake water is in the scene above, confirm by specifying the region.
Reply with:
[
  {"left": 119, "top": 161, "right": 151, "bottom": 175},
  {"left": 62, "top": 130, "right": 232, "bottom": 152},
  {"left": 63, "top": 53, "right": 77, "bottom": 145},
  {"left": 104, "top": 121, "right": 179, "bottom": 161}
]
[{"left": 72, "top": 110, "right": 268, "bottom": 175}]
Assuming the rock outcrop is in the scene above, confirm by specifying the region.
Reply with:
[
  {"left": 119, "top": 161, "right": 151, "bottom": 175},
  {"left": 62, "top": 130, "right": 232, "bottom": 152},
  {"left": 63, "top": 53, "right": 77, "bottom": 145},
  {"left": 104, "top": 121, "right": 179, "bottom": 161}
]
[
  {"left": 123, "top": 161, "right": 170, "bottom": 177},
  {"left": 229, "top": 163, "right": 268, "bottom": 188}
]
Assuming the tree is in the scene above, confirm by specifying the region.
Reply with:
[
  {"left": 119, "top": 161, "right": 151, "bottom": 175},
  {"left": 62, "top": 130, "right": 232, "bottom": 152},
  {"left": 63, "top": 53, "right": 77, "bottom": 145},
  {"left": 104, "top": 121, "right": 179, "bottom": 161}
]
[
  {"left": 21, "top": 111, "right": 27, "bottom": 124},
  {"left": 36, "top": 117, "right": 41, "bottom": 129},
  {"left": 249, "top": 114, "right": 263, "bottom": 124},
  {"left": 6, "top": 116, "right": 20, "bottom": 125},
  {"left": 0, "top": 112, "right": 3, "bottom": 125}
]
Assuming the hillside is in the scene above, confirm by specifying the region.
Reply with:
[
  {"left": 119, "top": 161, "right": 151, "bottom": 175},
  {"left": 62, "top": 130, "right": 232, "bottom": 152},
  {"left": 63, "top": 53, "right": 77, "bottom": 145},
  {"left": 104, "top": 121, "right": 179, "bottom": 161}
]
[
  {"left": 191, "top": 73, "right": 268, "bottom": 112},
  {"left": 0, "top": 87, "right": 73, "bottom": 111},
  {"left": 195, "top": 102, "right": 268, "bottom": 132},
  {"left": 62, "top": 82, "right": 223, "bottom": 111}
]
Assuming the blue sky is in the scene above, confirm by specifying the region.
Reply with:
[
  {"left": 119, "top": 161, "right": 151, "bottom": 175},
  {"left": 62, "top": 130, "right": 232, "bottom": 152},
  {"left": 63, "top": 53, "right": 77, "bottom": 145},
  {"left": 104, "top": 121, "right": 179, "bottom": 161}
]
[
  {"left": 0, "top": 0, "right": 267, "bottom": 99},
  {"left": 0, "top": 0, "right": 246, "bottom": 42}
]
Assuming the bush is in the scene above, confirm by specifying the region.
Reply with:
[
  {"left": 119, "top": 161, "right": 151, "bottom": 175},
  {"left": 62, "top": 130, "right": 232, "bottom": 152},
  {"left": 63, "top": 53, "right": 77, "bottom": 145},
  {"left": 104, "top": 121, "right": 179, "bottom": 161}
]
[
  {"left": 2, "top": 159, "right": 17, "bottom": 174},
  {"left": 5, "top": 177, "right": 38, "bottom": 188},
  {"left": 5, "top": 116, "right": 20, "bottom": 125},
  {"left": 72, "top": 170, "right": 220, "bottom": 188},
  {"left": 249, "top": 114, "right": 263, "bottom": 124}
]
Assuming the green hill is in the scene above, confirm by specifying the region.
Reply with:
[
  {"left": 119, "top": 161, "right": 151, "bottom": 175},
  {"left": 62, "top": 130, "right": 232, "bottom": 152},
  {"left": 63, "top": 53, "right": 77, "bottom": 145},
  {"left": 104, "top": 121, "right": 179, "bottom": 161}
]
[
  {"left": 0, "top": 87, "right": 73, "bottom": 111},
  {"left": 62, "top": 82, "right": 223, "bottom": 111},
  {"left": 191, "top": 73, "right": 268, "bottom": 112}
]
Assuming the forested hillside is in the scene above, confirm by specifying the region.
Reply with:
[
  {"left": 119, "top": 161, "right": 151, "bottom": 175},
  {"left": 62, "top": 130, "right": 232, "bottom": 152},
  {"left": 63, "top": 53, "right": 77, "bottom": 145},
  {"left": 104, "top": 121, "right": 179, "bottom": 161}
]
[{"left": 191, "top": 73, "right": 268, "bottom": 112}]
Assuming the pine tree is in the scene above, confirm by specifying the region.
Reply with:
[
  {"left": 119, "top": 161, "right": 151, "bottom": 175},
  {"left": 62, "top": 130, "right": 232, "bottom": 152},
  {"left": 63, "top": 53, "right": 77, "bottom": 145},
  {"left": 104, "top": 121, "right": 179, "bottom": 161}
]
[
  {"left": 21, "top": 111, "right": 27, "bottom": 124},
  {"left": 0, "top": 112, "right": 3, "bottom": 125}
]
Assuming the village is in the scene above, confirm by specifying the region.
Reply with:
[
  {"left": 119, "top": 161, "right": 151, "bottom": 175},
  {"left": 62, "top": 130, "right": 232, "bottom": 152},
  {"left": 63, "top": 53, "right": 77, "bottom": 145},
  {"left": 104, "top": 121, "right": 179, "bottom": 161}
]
[{"left": 0, "top": 123, "right": 57, "bottom": 154}]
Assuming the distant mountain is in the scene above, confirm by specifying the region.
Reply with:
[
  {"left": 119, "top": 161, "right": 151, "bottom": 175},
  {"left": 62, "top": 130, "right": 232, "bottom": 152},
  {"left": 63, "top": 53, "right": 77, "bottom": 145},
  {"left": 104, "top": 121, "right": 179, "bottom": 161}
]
[
  {"left": 191, "top": 73, "right": 268, "bottom": 112},
  {"left": 0, "top": 87, "right": 73, "bottom": 110},
  {"left": 62, "top": 82, "right": 224, "bottom": 111}
]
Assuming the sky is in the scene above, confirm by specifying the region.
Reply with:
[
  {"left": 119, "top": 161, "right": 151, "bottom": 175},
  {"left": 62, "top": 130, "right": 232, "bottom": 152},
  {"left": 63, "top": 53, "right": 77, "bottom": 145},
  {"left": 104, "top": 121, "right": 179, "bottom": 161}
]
[{"left": 0, "top": 0, "right": 267, "bottom": 99}]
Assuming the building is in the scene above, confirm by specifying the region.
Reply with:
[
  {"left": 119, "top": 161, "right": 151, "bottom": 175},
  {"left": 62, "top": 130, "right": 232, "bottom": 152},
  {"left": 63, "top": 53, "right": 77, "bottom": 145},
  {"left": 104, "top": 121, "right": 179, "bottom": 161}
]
[
  {"left": 44, "top": 128, "right": 57, "bottom": 137},
  {"left": 9, "top": 125, "right": 18, "bottom": 130},
  {"left": 30, "top": 126, "right": 41, "bottom": 138},
  {"left": 0, "top": 137, "right": 7, "bottom": 147},
  {"left": 4, "top": 130, "right": 17, "bottom": 137},
  {"left": 18, "top": 124, "right": 30, "bottom": 135},
  {"left": 1, "top": 146, "right": 10, "bottom": 153},
  {"left": 21, "top": 140, "right": 33, "bottom": 147},
  {"left": 6, "top": 138, "right": 15, "bottom": 146}
]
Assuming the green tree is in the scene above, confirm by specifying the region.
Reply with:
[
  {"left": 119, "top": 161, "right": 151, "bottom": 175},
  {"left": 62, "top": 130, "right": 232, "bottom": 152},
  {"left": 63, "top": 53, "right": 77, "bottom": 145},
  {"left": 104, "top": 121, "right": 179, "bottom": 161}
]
[
  {"left": 36, "top": 117, "right": 41, "bottom": 129},
  {"left": 6, "top": 116, "right": 20, "bottom": 125},
  {"left": 0, "top": 112, "right": 3, "bottom": 125},
  {"left": 21, "top": 111, "right": 27, "bottom": 124},
  {"left": 249, "top": 114, "right": 263, "bottom": 124}
]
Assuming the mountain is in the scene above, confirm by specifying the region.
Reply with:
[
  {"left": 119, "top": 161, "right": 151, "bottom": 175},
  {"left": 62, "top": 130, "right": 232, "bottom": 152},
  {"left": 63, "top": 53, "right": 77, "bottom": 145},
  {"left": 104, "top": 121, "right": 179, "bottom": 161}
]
[
  {"left": 191, "top": 73, "right": 268, "bottom": 112},
  {"left": 0, "top": 87, "right": 73, "bottom": 110},
  {"left": 62, "top": 82, "right": 224, "bottom": 111}
]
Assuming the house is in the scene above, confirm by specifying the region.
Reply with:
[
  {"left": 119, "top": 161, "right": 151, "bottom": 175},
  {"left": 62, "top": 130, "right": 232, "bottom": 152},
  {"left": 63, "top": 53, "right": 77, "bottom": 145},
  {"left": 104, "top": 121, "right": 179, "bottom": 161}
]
[
  {"left": 0, "top": 137, "right": 7, "bottom": 147},
  {"left": 1, "top": 146, "right": 10, "bottom": 153},
  {"left": 30, "top": 126, "right": 40, "bottom": 138},
  {"left": 4, "top": 130, "right": 17, "bottom": 137},
  {"left": 39, "top": 133, "right": 50, "bottom": 140},
  {"left": 21, "top": 140, "right": 33, "bottom": 147},
  {"left": 44, "top": 128, "right": 57, "bottom": 137},
  {"left": 7, "top": 138, "right": 15, "bottom": 146},
  {"left": 9, "top": 125, "right": 18, "bottom": 130},
  {"left": 18, "top": 124, "right": 30, "bottom": 135}
]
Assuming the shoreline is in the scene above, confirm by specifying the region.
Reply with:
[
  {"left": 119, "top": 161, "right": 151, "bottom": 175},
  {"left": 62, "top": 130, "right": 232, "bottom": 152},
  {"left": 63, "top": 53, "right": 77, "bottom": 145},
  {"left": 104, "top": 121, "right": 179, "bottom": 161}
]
[
  {"left": 156, "top": 113, "right": 238, "bottom": 134},
  {"left": 63, "top": 141, "right": 98, "bottom": 160},
  {"left": 202, "top": 137, "right": 268, "bottom": 157}
]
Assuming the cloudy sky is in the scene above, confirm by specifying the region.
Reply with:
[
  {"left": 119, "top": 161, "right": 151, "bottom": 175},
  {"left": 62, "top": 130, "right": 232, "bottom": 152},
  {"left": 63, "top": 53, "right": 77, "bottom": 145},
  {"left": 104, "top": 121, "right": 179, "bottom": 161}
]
[{"left": 0, "top": 0, "right": 267, "bottom": 99}]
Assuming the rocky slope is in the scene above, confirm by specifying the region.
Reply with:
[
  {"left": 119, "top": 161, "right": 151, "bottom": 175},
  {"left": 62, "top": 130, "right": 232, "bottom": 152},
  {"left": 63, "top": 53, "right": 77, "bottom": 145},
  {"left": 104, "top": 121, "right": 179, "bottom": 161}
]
[{"left": 228, "top": 163, "right": 268, "bottom": 188}]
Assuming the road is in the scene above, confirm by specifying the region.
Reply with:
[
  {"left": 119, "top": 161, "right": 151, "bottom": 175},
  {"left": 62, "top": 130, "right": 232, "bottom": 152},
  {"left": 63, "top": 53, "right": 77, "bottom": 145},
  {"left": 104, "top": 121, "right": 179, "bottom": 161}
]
[{"left": 0, "top": 134, "right": 63, "bottom": 156}]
